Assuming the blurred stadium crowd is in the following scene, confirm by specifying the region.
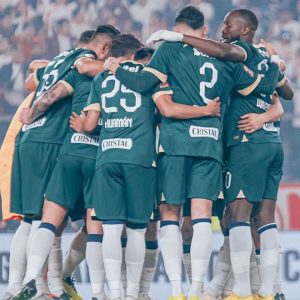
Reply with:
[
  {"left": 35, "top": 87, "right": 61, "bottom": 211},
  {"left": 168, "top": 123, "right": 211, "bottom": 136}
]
[{"left": 0, "top": 0, "right": 299, "bottom": 178}]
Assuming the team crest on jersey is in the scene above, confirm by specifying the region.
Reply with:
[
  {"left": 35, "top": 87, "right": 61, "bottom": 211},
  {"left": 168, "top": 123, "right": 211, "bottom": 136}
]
[
  {"left": 101, "top": 138, "right": 133, "bottom": 151},
  {"left": 243, "top": 65, "right": 254, "bottom": 77},
  {"left": 22, "top": 117, "right": 47, "bottom": 131},
  {"left": 189, "top": 125, "right": 219, "bottom": 140}
]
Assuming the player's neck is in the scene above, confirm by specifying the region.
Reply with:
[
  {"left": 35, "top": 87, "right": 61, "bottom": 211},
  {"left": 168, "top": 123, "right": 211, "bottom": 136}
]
[
  {"left": 241, "top": 36, "right": 254, "bottom": 44},
  {"left": 241, "top": 32, "right": 255, "bottom": 44},
  {"left": 116, "top": 55, "right": 133, "bottom": 63}
]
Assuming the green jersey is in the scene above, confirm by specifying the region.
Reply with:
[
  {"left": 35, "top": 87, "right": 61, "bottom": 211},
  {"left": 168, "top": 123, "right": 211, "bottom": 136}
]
[
  {"left": 143, "top": 42, "right": 262, "bottom": 163},
  {"left": 225, "top": 40, "right": 286, "bottom": 146},
  {"left": 85, "top": 61, "right": 173, "bottom": 168},
  {"left": 58, "top": 70, "right": 100, "bottom": 160},
  {"left": 17, "top": 48, "right": 96, "bottom": 146}
]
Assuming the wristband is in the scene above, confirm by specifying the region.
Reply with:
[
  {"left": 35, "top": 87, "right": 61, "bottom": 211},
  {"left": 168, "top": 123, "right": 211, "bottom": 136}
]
[{"left": 270, "top": 55, "right": 281, "bottom": 66}]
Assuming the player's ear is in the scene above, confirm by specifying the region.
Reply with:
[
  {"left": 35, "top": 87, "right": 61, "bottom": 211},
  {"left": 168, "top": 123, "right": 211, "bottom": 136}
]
[
  {"left": 101, "top": 43, "right": 111, "bottom": 59},
  {"left": 241, "top": 25, "right": 251, "bottom": 36}
]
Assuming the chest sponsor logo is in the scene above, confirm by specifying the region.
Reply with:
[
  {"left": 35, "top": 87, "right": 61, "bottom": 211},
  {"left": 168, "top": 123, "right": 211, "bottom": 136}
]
[
  {"left": 101, "top": 138, "right": 133, "bottom": 151},
  {"left": 104, "top": 117, "right": 133, "bottom": 128},
  {"left": 189, "top": 126, "right": 219, "bottom": 140},
  {"left": 22, "top": 117, "right": 46, "bottom": 131},
  {"left": 263, "top": 122, "right": 279, "bottom": 133},
  {"left": 71, "top": 133, "right": 99, "bottom": 146}
]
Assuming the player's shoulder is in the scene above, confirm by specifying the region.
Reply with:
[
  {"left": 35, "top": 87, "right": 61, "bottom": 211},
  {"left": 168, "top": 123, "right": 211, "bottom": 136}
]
[
  {"left": 120, "top": 60, "right": 144, "bottom": 72},
  {"left": 156, "top": 41, "right": 184, "bottom": 52}
]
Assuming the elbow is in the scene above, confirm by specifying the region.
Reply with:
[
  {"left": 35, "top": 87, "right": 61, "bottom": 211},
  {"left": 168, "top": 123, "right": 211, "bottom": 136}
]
[
  {"left": 285, "top": 90, "right": 294, "bottom": 100},
  {"left": 159, "top": 106, "right": 174, "bottom": 118},
  {"left": 83, "top": 123, "right": 95, "bottom": 133},
  {"left": 279, "top": 107, "right": 284, "bottom": 118},
  {"left": 76, "top": 61, "right": 91, "bottom": 75},
  {"left": 76, "top": 64, "right": 88, "bottom": 75},
  {"left": 24, "top": 82, "right": 35, "bottom": 93}
]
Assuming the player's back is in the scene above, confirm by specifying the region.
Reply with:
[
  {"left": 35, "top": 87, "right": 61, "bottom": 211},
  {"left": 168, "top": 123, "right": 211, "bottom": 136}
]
[
  {"left": 18, "top": 48, "right": 95, "bottom": 146},
  {"left": 95, "top": 61, "right": 157, "bottom": 168},
  {"left": 146, "top": 41, "right": 256, "bottom": 162},
  {"left": 59, "top": 69, "right": 100, "bottom": 159}
]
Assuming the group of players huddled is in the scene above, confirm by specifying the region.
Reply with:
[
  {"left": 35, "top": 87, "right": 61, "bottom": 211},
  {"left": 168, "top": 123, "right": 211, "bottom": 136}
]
[{"left": 1, "top": 4, "right": 294, "bottom": 300}]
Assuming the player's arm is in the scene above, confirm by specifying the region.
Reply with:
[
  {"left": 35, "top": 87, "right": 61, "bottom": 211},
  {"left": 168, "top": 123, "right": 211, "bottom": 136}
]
[
  {"left": 81, "top": 76, "right": 101, "bottom": 132},
  {"left": 105, "top": 58, "right": 159, "bottom": 93},
  {"left": 24, "top": 73, "right": 38, "bottom": 92},
  {"left": 105, "top": 43, "right": 171, "bottom": 93},
  {"left": 82, "top": 110, "right": 100, "bottom": 133},
  {"left": 75, "top": 58, "right": 104, "bottom": 77},
  {"left": 276, "top": 71, "right": 294, "bottom": 100},
  {"left": 155, "top": 94, "right": 220, "bottom": 119},
  {"left": 277, "top": 81, "right": 294, "bottom": 100},
  {"left": 238, "top": 93, "right": 283, "bottom": 133},
  {"left": 24, "top": 67, "right": 46, "bottom": 92},
  {"left": 146, "top": 30, "right": 246, "bottom": 61},
  {"left": 28, "top": 60, "right": 49, "bottom": 73},
  {"left": 182, "top": 36, "right": 246, "bottom": 61},
  {"left": 20, "top": 82, "right": 71, "bottom": 124}
]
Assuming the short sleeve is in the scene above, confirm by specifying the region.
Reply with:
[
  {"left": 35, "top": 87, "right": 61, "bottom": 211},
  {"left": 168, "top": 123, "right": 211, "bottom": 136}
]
[
  {"left": 276, "top": 70, "right": 286, "bottom": 88},
  {"left": 74, "top": 50, "right": 96, "bottom": 67},
  {"left": 143, "top": 42, "right": 174, "bottom": 83},
  {"left": 233, "top": 63, "right": 261, "bottom": 96},
  {"left": 59, "top": 70, "right": 77, "bottom": 95},
  {"left": 84, "top": 76, "right": 101, "bottom": 111},
  {"left": 34, "top": 67, "right": 46, "bottom": 85},
  {"left": 152, "top": 82, "right": 173, "bottom": 103},
  {"left": 230, "top": 40, "right": 251, "bottom": 62}
]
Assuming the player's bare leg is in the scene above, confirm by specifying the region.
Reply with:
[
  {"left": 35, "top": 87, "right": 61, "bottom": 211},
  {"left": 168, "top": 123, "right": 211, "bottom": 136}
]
[
  {"left": 181, "top": 216, "right": 193, "bottom": 283},
  {"left": 188, "top": 198, "right": 213, "bottom": 299},
  {"left": 225, "top": 198, "right": 253, "bottom": 299},
  {"left": 139, "top": 221, "right": 159, "bottom": 300},
  {"left": 252, "top": 199, "right": 279, "bottom": 299},
  {"left": 159, "top": 203, "right": 184, "bottom": 299},
  {"left": 85, "top": 209, "right": 106, "bottom": 300}
]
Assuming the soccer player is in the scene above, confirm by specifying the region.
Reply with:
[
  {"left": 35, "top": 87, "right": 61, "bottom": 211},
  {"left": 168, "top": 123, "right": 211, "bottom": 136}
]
[
  {"left": 2, "top": 30, "right": 100, "bottom": 300},
  {"left": 83, "top": 32, "right": 221, "bottom": 300},
  {"left": 8, "top": 25, "right": 119, "bottom": 300},
  {"left": 147, "top": 9, "right": 293, "bottom": 300},
  {"left": 104, "top": 6, "right": 281, "bottom": 300}
]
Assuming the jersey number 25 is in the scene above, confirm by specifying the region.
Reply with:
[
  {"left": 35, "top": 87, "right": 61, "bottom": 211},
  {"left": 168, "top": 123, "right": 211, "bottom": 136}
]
[{"left": 101, "top": 75, "right": 141, "bottom": 113}]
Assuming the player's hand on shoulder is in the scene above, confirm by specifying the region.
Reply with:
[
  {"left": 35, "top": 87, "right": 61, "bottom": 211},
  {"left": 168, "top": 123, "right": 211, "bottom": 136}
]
[
  {"left": 260, "top": 39, "right": 279, "bottom": 56},
  {"left": 206, "top": 97, "right": 220, "bottom": 117},
  {"left": 19, "top": 108, "right": 31, "bottom": 125},
  {"left": 146, "top": 30, "right": 183, "bottom": 45},
  {"left": 238, "top": 113, "right": 265, "bottom": 133},
  {"left": 104, "top": 57, "right": 120, "bottom": 73},
  {"left": 70, "top": 111, "right": 85, "bottom": 133}
]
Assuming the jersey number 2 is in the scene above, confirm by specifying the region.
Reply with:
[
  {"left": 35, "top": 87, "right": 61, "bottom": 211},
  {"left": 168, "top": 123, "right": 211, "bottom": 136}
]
[{"left": 199, "top": 62, "right": 218, "bottom": 104}]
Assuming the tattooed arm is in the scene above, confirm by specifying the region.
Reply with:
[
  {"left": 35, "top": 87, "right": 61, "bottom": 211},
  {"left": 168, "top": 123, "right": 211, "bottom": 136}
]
[{"left": 20, "top": 82, "right": 70, "bottom": 124}]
